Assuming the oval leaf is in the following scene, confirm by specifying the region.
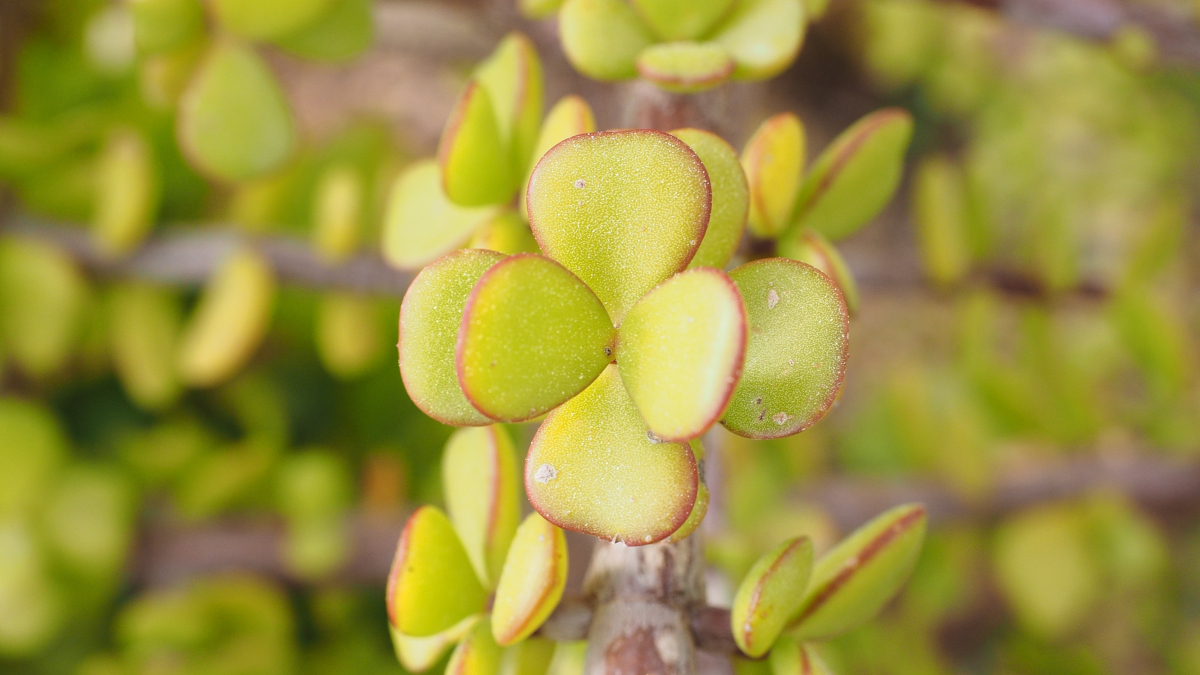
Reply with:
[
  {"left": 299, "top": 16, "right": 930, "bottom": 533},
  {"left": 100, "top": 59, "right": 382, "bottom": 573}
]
[
  {"left": 731, "top": 537, "right": 814, "bottom": 657},
  {"left": 617, "top": 267, "right": 746, "bottom": 441},
  {"left": 911, "top": 154, "right": 971, "bottom": 287},
  {"left": 389, "top": 616, "right": 476, "bottom": 673},
  {"left": 673, "top": 128, "right": 748, "bottom": 269},
  {"left": 722, "top": 258, "right": 847, "bottom": 439},
  {"left": 109, "top": 283, "right": 182, "bottom": 410},
  {"left": 447, "top": 617, "right": 503, "bottom": 675},
  {"left": 492, "top": 513, "right": 568, "bottom": 646},
  {"left": 768, "top": 637, "right": 833, "bottom": 675},
  {"left": 741, "top": 113, "right": 804, "bottom": 238},
  {"left": 636, "top": 42, "right": 735, "bottom": 93},
  {"left": 316, "top": 292, "right": 383, "bottom": 378},
  {"left": 212, "top": 0, "right": 332, "bottom": 39},
  {"left": 559, "top": 0, "right": 655, "bottom": 81},
  {"left": 777, "top": 228, "right": 859, "bottom": 315},
  {"left": 92, "top": 129, "right": 158, "bottom": 256},
  {"left": 713, "top": 0, "right": 806, "bottom": 80},
  {"left": 386, "top": 506, "right": 488, "bottom": 637},
  {"left": 525, "top": 366, "right": 699, "bottom": 545},
  {"left": 457, "top": 254, "right": 615, "bottom": 422},
  {"left": 790, "top": 503, "right": 927, "bottom": 640},
  {"left": 398, "top": 249, "right": 504, "bottom": 426},
  {"left": 0, "top": 238, "right": 86, "bottom": 377},
  {"left": 473, "top": 32, "right": 544, "bottom": 179},
  {"left": 382, "top": 160, "right": 499, "bottom": 270},
  {"left": 438, "top": 81, "right": 516, "bottom": 207},
  {"left": 312, "top": 164, "right": 363, "bottom": 263},
  {"left": 443, "top": 426, "right": 521, "bottom": 588},
  {"left": 629, "top": 0, "right": 736, "bottom": 40},
  {"left": 521, "top": 95, "right": 597, "bottom": 220},
  {"left": 527, "top": 130, "right": 711, "bottom": 322}
]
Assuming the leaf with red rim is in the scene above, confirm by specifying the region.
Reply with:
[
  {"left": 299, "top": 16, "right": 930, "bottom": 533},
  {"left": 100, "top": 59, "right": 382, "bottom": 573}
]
[
  {"left": 559, "top": 0, "right": 654, "bottom": 80},
  {"left": 768, "top": 637, "right": 834, "bottom": 675},
  {"left": 731, "top": 536, "right": 814, "bottom": 657},
  {"left": 525, "top": 366, "right": 699, "bottom": 545},
  {"left": 473, "top": 32, "right": 544, "bottom": 179},
  {"left": 712, "top": 0, "right": 806, "bottom": 80},
  {"left": 442, "top": 426, "right": 521, "bottom": 588},
  {"left": 438, "top": 80, "right": 516, "bottom": 207},
  {"left": 389, "top": 616, "right": 476, "bottom": 673},
  {"left": 741, "top": 113, "right": 804, "bottom": 238},
  {"left": 499, "top": 638, "right": 556, "bottom": 675},
  {"left": 629, "top": 0, "right": 736, "bottom": 41},
  {"left": 398, "top": 249, "right": 505, "bottom": 427},
  {"left": 665, "top": 482, "right": 708, "bottom": 543},
  {"left": 721, "top": 258, "right": 848, "bottom": 439},
  {"left": 491, "top": 513, "right": 568, "bottom": 646},
  {"left": 636, "top": 42, "right": 735, "bottom": 94},
  {"left": 457, "top": 255, "right": 615, "bottom": 422},
  {"left": 616, "top": 268, "right": 746, "bottom": 442},
  {"left": 382, "top": 160, "right": 499, "bottom": 270},
  {"left": 520, "top": 95, "right": 596, "bottom": 220},
  {"left": 778, "top": 228, "right": 860, "bottom": 315},
  {"left": 446, "top": 616, "right": 503, "bottom": 675},
  {"left": 672, "top": 128, "right": 748, "bottom": 269},
  {"left": 527, "top": 130, "right": 711, "bottom": 322}
]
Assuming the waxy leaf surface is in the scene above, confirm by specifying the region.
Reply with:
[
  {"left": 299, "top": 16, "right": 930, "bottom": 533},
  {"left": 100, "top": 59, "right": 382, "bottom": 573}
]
[
  {"left": 559, "top": 0, "right": 654, "bottom": 80},
  {"left": 778, "top": 228, "right": 859, "bottom": 315},
  {"left": 768, "top": 637, "right": 833, "bottom": 675},
  {"left": 447, "top": 617, "right": 503, "bottom": 675},
  {"left": 389, "top": 616, "right": 475, "bottom": 673},
  {"left": 630, "top": 0, "right": 736, "bottom": 40},
  {"left": 673, "top": 128, "right": 749, "bottom": 269},
  {"left": 387, "top": 506, "right": 487, "bottom": 637},
  {"left": 439, "top": 81, "right": 516, "bottom": 207},
  {"left": 458, "top": 255, "right": 615, "bottom": 421},
  {"left": 722, "top": 259, "right": 847, "bottom": 439},
  {"left": 790, "top": 503, "right": 927, "bottom": 640},
  {"left": 525, "top": 366, "right": 698, "bottom": 545},
  {"left": 617, "top": 268, "right": 746, "bottom": 441},
  {"left": 382, "top": 160, "right": 498, "bottom": 270},
  {"left": 491, "top": 513, "right": 568, "bottom": 646},
  {"left": 732, "top": 537, "right": 814, "bottom": 657},
  {"left": 443, "top": 426, "right": 521, "bottom": 587},
  {"left": 636, "top": 42, "right": 735, "bottom": 93},
  {"left": 212, "top": 0, "right": 332, "bottom": 39},
  {"left": 742, "top": 113, "right": 804, "bottom": 238},
  {"left": 527, "top": 130, "right": 711, "bottom": 322},
  {"left": 713, "top": 0, "right": 805, "bottom": 80},
  {"left": 521, "top": 95, "right": 596, "bottom": 219},
  {"left": 474, "top": 32, "right": 544, "bottom": 179},
  {"left": 399, "top": 249, "right": 504, "bottom": 426}
]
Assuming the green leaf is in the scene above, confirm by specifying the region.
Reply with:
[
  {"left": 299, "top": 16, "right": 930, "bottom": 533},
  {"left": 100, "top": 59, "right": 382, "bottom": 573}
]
[
  {"left": 316, "top": 292, "right": 384, "bottom": 378},
  {"left": 92, "top": 129, "right": 158, "bottom": 256},
  {"left": 777, "top": 229, "right": 859, "bottom": 316},
  {"left": 665, "top": 479, "right": 708, "bottom": 543},
  {"left": 274, "top": 0, "right": 374, "bottom": 64},
  {"left": 629, "top": 0, "right": 736, "bottom": 40},
  {"left": 0, "top": 399, "right": 66, "bottom": 521},
  {"left": 790, "top": 503, "right": 927, "bottom": 640},
  {"left": 519, "top": 0, "right": 567, "bottom": 19},
  {"left": 525, "top": 366, "right": 699, "bottom": 545},
  {"left": 468, "top": 211, "right": 542, "bottom": 256},
  {"left": 721, "top": 258, "right": 848, "bottom": 439},
  {"left": 178, "top": 41, "right": 295, "bottom": 182},
  {"left": 491, "top": 513, "right": 568, "bottom": 646},
  {"left": 473, "top": 32, "right": 544, "bottom": 179},
  {"left": 559, "top": 0, "right": 654, "bottom": 81},
  {"left": 527, "top": 130, "right": 711, "bottom": 322},
  {"left": 713, "top": 0, "right": 805, "bottom": 80},
  {"left": 382, "top": 160, "right": 499, "bottom": 270},
  {"left": 387, "top": 506, "right": 488, "bottom": 637},
  {"left": 0, "top": 237, "right": 87, "bottom": 378},
  {"left": 741, "top": 113, "right": 804, "bottom": 238},
  {"left": 108, "top": 283, "right": 182, "bottom": 411},
  {"left": 439, "top": 81, "right": 516, "bottom": 207},
  {"left": 768, "top": 637, "right": 833, "bottom": 675},
  {"left": 636, "top": 42, "right": 734, "bottom": 93},
  {"left": 211, "top": 0, "right": 333, "bottom": 40},
  {"left": 389, "top": 616, "right": 475, "bottom": 673},
  {"left": 499, "top": 638, "right": 556, "bottom": 675},
  {"left": 130, "top": 0, "right": 205, "bottom": 55},
  {"left": 617, "top": 268, "right": 746, "bottom": 441},
  {"left": 443, "top": 426, "right": 521, "bottom": 588},
  {"left": 457, "top": 254, "right": 615, "bottom": 422},
  {"left": 41, "top": 467, "right": 133, "bottom": 577},
  {"left": 520, "top": 95, "right": 596, "bottom": 220},
  {"left": 911, "top": 155, "right": 971, "bottom": 287},
  {"left": 731, "top": 537, "right": 814, "bottom": 657},
  {"left": 312, "top": 164, "right": 363, "bottom": 263},
  {"left": 787, "top": 108, "right": 912, "bottom": 241},
  {"left": 673, "top": 128, "right": 748, "bottom": 269},
  {"left": 446, "top": 617, "right": 504, "bottom": 675},
  {"left": 398, "top": 249, "right": 505, "bottom": 426}
]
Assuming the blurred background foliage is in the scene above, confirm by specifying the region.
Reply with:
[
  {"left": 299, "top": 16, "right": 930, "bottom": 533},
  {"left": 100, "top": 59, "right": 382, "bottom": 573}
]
[{"left": 0, "top": 0, "right": 1199, "bottom": 674}]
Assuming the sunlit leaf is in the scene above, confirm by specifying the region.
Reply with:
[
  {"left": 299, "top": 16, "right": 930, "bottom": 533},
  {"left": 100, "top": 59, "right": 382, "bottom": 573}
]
[
  {"left": 315, "top": 292, "right": 383, "bottom": 379},
  {"left": 457, "top": 254, "right": 615, "bottom": 421},
  {"left": 629, "top": 0, "right": 736, "bottom": 40},
  {"left": 389, "top": 616, "right": 476, "bottom": 673},
  {"left": 0, "top": 399, "right": 66, "bottom": 521},
  {"left": 492, "top": 513, "right": 568, "bottom": 646},
  {"left": 636, "top": 42, "right": 734, "bottom": 93},
  {"left": 527, "top": 130, "right": 711, "bottom": 321},
  {"left": 741, "top": 113, "right": 804, "bottom": 238},
  {"left": 211, "top": 0, "right": 333, "bottom": 40},
  {"left": 447, "top": 617, "right": 504, "bottom": 675},
  {"left": 387, "top": 506, "right": 487, "bottom": 637},
  {"left": 92, "top": 129, "right": 157, "bottom": 256},
  {"left": 713, "top": 0, "right": 805, "bottom": 80},
  {"left": 311, "top": 164, "right": 363, "bottom": 263},
  {"left": 673, "top": 128, "right": 748, "bottom": 269},
  {"left": 468, "top": 211, "right": 541, "bottom": 256},
  {"left": 474, "top": 32, "right": 544, "bottom": 179},
  {"left": 777, "top": 228, "right": 859, "bottom": 315},
  {"left": 274, "top": 0, "right": 374, "bottom": 64},
  {"left": 722, "top": 258, "right": 848, "bottom": 439},
  {"left": 382, "top": 160, "right": 499, "bottom": 270},
  {"left": 521, "top": 95, "right": 596, "bottom": 219},
  {"left": 732, "top": 537, "right": 814, "bottom": 657},
  {"left": 0, "top": 237, "right": 87, "bottom": 378},
  {"left": 439, "top": 81, "right": 516, "bottom": 207},
  {"left": 911, "top": 155, "right": 971, "bottom": 287},
  {"left": 109, "top": 283, "right": 182, "bottom": 410},
  {"left": 768, "top": 637, "right": 833, "bottom": 675},
  {"left": 443, "top": 426, "right": 521, "bottom": 587},
  {"left": 559, "top": 0, "right": 654, "bottom": 81},
  {"left": 525, "top": 366, "right": 698, "bottom": 545}
]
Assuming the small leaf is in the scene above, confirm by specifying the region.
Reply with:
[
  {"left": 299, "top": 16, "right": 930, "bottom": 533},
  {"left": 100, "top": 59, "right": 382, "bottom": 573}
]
[
  {"left": 457, "top": 254, "right": 615, "bottom": 422},
  {"left": 673, "top": 128, "right": 748, "bottom": 269},
  {"left": 109, "top": 283, "right": 182, "bottom": 410},
  {"left": 665, "top": 481, "right": 708, "bottom": 543},
  {"left": 130, "top": 0, "right": 205, "bottom": 55},
  {"left": 398, "top": 249, "right": 505, "bottom": 426},
  {"left": 468, "top": 211, "right": 541, "bottom": 256},
  {"left": 788, "top": 108, "right": 913, "bottom": 241},
  {"left": 731, "top": 537, "right": 814, "bottom": 657},
  {"left": 0, "top": 238, "right": 87, "bottom": 377},
  {"left": 777, "top": 229, "right": 859, "bottom": 315},
  {"left": 628, "top": 0, "right": 736, "bottom": 40},
  {"left": 438, "top": 81, "right": 516, "bottom": 207},
  {"left": 492, "top": 513, "right": 568, "bottom": 646},
  {"left": 389, "top": 616, "right": 476, "bottom": 673},
  {"left": 443, "top": 426, "right": 521, "bottom": 588},
  {"left": 741, "top": 113, "right": 804, "bottom": 238},
  {"left": 525, "top": 366, "right": 699, "bottom": 545},
  {"left": 500, "top": 638, "right": 556, "bottom": 675},
  {"left": 520, "top": 95, "right": 596, "bottom": 219},
  {"left": 527, "top": 130, "right": 711, "bottom": 322},
  {"left": 911, "top": 155, "right": 971, "bottom": 287},
  {"left": 42, "top": 466, "right": 135, "bottom": 578},
  {"left": 559, "top": 0, "right": 655, "bottom": 81},
  {"left": 0, "top": 399, "right": 67, "bottom": 521},
  {"left": 617, "top": 267, "right": 746, "bottom": 441},
  {"left": 177, "top": 41, "right": 295, "bottom": 182},
  {"left": 211, "top": 0, "right": 333, "bottom": 40},
  {"left": 312, "top": 164, "right": 363, "bottom": 263},
  {"left": 447, "top": 617, "right": 504, "bottom": 675},
  {"left": 722, "top": 258, "right": 847, "bottom": 439},
  {"left": 519, "top": 0, "right": 567, "bottom": 19},
  {"left": 176, "top": 248, "right": 276, "bottom": 388},
  {"left": 790, "top": 503, "right": 927, "bottom": 640},
  {"left": 636, "top": 42, "right": 735, "bottom": 93},
  {"left": 274, "top": 0, "right": 374, "bottom": 64},
  {"left": 382, "top": 160, "right": 499, "bottom": 270},
  {"left": 713, "top": 0, "right": 805, "bottom": 80},
  {"left": 768, "top": 637, "right": 833, "bottom": 675},
  {"left": 386, "top": 506, "right": 488, "bottom": 637},
  {"left": 92, "top": 128, "right": 158, "bottom": 256},
  {"left": 315, "top": 292, "right": 383, "bottom": 378},
  {"left": 474, "top": 33, "right": 544, "bottom": 179}
]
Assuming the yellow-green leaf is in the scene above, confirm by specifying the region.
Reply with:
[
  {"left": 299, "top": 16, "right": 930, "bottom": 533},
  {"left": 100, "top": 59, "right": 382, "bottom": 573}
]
[
  {"left": 911, "top": 154, "right": 971, "bottom": 288},
  {"left": 382, "top": 160, "right": 499, "bottom": 270},
  {"left": 274, "top": 0, "right": 374, "bottom": 64},
  {"left": 443, "top": 426, "right": 521, "bottom": 588},
  {"left": 741, "top": 113, "right": 804, "bottom": 238},
  {"left": 629, "top": 0, "right": 736, "bottom": 40},
  {"left": 312, "top": 164, "right": 363, "bottom": 263},
  {"left": 129, "top": 0, "right": 204, "bottom": 55},
  {"left": 389, "top": 616, "right": 476, "bottom": 673},
  {"left": 387, "top": 506, "right": 488, "bottom": 637},
  {"left": 500, "top": 638, "right": 556, "bottom": 675},
  {"left": 519, "top": 0, "right": 567, "bottom": 19},
  {"left": 92, "top": 129, "right": 158, "bottom": 256},
  {"left": 666, "top": 481, "right": 708, "bottom": 543},
  {"left": 0, "top": 238, "right": 87, "bottom": 378},
  {"left": 0, "top": 398, "right": 66, "bottom": 521},
  {"left": 439, "top": 80, "right": 516, "bottom": 207},
  {"left": 468, "top": 211, "right": 541, "bottom": 256},
  {"left": 43, "top": 466, "right": 135, "bottom": 578},
  {"left": 712, "top": 0, "right": 805, "bottom": 80},
  {"left": 521, "top": 95, "right": 596, "bottom": 220},
  {"left": 492, "top": 513, "right": 568, "bottom": 646},
  {"left": 315, "top": 292, "right": 382, "bottom": 379},
  {"left": 732, "top": 537, "right": 814, "bottom": 657},
  {"left": 777, "top": 228, "right": 859, "bottom": 315},
  {"left": 109, "top": 283, "right": 181, "bottom": 410},
  {"left": 473, "top": 33, "right": 544, "bottom": 178},
  {"left": 768, "top": 637, "right": 833, "bottom": 675},
  {"left": 447, "top": 617, "right": 504, "bottom": 675},
  {"left": 559, "top": 0, "right": 655, "bottom": 81},
  {"left": 211, "top": 0, "right": 333, "bottom": 40},
  {"left": 525, "top": 366, "right": 699, "bottom": 545},
  {"left": 673, "top": 128, "right": 748, "bottom": 269},
  {"left": 637, "top": 42, "right": 734, "bottom": 93}
]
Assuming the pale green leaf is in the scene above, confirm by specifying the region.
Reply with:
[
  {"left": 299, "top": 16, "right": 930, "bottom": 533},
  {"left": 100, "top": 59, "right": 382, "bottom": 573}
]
[
  {"left": 108, "top": 283, "right": 182, "bottom": 410},
  {"left": 732, "top": 537, "right": 814, "bottom": 657},
  {"left": 742, "top": 113, "right": 805, "bottom": 238},
  {"left": 636, "top": 42, "right": 734, "bottom": 93},
  {"left": 275, "top": 0, "right": 374, "bottom": 64},
  {"left": 443, "top": 426, "right": 521, "bottom": 588},
  {"left": 211, "top": 0, "right": 333, "bottom": 40},
  {"left": 559, "top": 0, "right": 654, "bottom": 81},
  {"left": 673, "top": 128, "right": 748, "bottom": 269},
  {"left": 777, "top": 228, "right": 859, "bottom": 315},
  {"left": 713, "top": 0, "right": 805, "bottom": 80},
  {"left": 382, "top": 160, "right": 498, "bottom": 270},
  {"left": 629, "top": 0, "right": 736, "bottom": 40},
  {"left": 438, "top": 81, "right": 516, "bottom": 207},
  {"left": 492, "top": 514, "right": 568, "bottom": 646}
]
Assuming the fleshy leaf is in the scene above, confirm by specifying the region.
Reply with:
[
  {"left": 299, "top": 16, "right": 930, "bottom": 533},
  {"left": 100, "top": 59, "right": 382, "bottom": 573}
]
[
  {"left": 666, "top": 482, "right": 708, "bottom": 543},
  {"left": 0, "top": 238, "right": 86, "bottom": 377},
  {"left": 731, "top": 537, "right": 814, "bottom": 657},
  {"left": 768, "top": 637, "right": 833, "bottom": 675},
  {"left": 636, "top": 42, "right": 735, "bottom": 93},
  {"left": 438, "top": 81, "right": 516, "bottom": 207},
  {"left": 109, "top": 283, "right": 182, "bottom": 411},
  {"left": 777, "top": 228, "right": 859, "bottom": 315},
  {"left": 713, "top": 0, "right": 805, "bottom": 80},
  {"left": 520, "top": 95, "right": 596, "bottom": 219},
  {"left": 741, "top": 113, "right": 804, "bottom": 238},
  {"left": 617, "top": 268, "right": 746, "bottom": 441},
  {"left": 912, "top": 155, "right": 971, "bottom": 287},
  {"left": 559, "top": 0, "right": 654, "bottom": 81},
  {"left": 398, "top": 249, "right": 504, "bottom": 426},
  {"left": 525, "top": 366, "right": 699, "bottom": 545},
  {"left": 386, "top": 506, "right": 488, "bottom": 637},
  {"left": 473, "top": 32, "right": 544, "bottom": 179},
  {"left": 788, "top": 108, "right": 913, "bottom": 241},
  {"left": 527, "top": 130, "right": 711, "bottom": 322},
  {"left": 176, "top": 248, "right": 276, "bottom": 388},
  {"left": 491, "top": 513, "right": 568, "bottom": 646},
  {"left": 722, "top": 259, "right": 848, "bottom": 439},
  {"left": 275, "top": 0, "right": 374, "bottom": 64},
  {"left": 790, "top": 503, "right": 927, "bottom": 640},
  {"left": 447, "top": 617, "right": 504, "bottom": 675},
  {"left": 312, "top": 164, "right": 363, "bottom": 263},
  {"left": 177, "top": 41, "right": 295, "bottom": 182},
  {"left": 673, "top": 128, "right": 748, "bottom": 269},
  {"left": 382, "top": 160, "right": 499, "bottom": 270},
  {"left": 212, "top": 0, "right": 332, "bottom": 40},
  {"left": 499, "top": 638, "right": 556, "bottom": 675},
  {"left": 92, "top": 129, "right": 158, "bottom": 256},
  {"left": 389, "top": 616, "right": 476, "bottom": 673},
  {"left": 468, "top": 211, "right": 541, "bottom": 256},
  {"left": 628, "top": 0, "right": 736, "bottom": 40},
  {"left": 316, "top": 292, "right": 384, "bottom": 378},
  {"left": 519, "top": 0, "right": 567, "bottom": 19},
  {"left": 442, "top": 426, "right": 521, "bottom": 588},
  {"left": 457, "top": 255, "right": 615, "bottom": 422}
]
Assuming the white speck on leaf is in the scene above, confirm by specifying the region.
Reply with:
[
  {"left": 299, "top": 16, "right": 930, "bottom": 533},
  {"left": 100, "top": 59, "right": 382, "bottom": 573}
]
[
  {"left": 767, "top": 289, "right": 780, "bottom": 309},
  {"left": 535, "top": 463, "right": 557, "bottom": 484},
  {"left": 773, "top": 412, "right": 790, "bottom": 425},
  {"left": 574, "top": 179, "right": 586, "bottom": 188}
]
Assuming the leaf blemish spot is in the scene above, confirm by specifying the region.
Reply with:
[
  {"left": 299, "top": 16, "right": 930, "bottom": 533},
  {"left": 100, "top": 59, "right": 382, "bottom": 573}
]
[
  {"left": 773, "top": 412, "right": 790, "bottom": 425},
  {"left": 574, "top": 179, "right": 586, "bottom": 188},
  {"left": 535, "top": 463, "right": 557, "bottom": 484},
  {"left": 767, "top": 289, "right": 780, "bottom": 309}
]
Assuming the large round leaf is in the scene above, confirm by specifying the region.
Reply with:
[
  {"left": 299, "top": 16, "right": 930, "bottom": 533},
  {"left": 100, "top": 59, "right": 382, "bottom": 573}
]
[
  {"left": 382, "top": 160, "right": 499, "bottom": 270},
  {"left": 491, "top": 513, "right": 568, "bottom": 646},
  {"left": 731, "top": 536, "right": 814, "bottom": 657},
  {"left": 527, "top": 130, "right": 711, "bottom": 322},
  {"left": 741, "top": 113, "right": 804, "bottom": 238},
  {"left": 398, "top": 249, "right": 504, "bottom": 426},
  {"left": 559, "top": 0, "right": 654, "bottom": 81},
  {"left": 438, "top": 81, "right": 516, "bottom": 207},
  {"left": 629, "top": 0, "right": 736, "bottom": 41},
  {"left": 617, "top": 268, "right": 746, "bottom": 442},
  {"left": 525, "top": 366, "right": 698, "bottom": 545},
  {"left": 636, "top": 42, "right": 734, "bottom": 93},
  {"left": 442, "top": 426, "right": 521, "bottom": 588},
  {"left": 673, "top": 128, "right": 748, "bottom": 269},
  {"left": 722, "top": 258, "right": 847, "bottom": 439},
  {"left": 386, "top": 506, "right": 487, "bottom": 637},
  {"left": 712, "top": 0, "right": 805, "bottom": 80},
  {"left": 457, "top": 255, "right": 615, "bottom": 422}
]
